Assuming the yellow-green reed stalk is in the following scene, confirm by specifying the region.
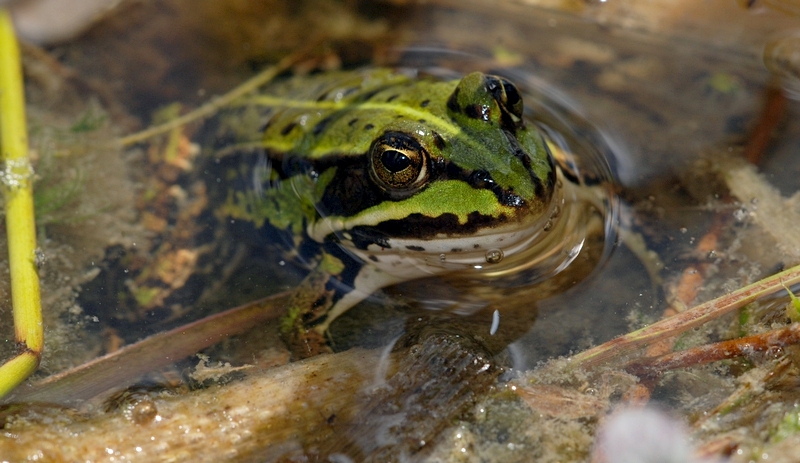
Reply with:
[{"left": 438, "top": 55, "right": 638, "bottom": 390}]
[{"left": 0, "top": 9, "right": 42, "bottom": 398}]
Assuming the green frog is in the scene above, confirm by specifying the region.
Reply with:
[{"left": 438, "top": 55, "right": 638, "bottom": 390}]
[{"left": 211, "top": 68, "right": 593, "bottom": 356}]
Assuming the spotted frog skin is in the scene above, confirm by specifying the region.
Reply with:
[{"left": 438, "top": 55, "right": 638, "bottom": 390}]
[{"left": 213, "top": 69, "right": 572, "bottom": 356}]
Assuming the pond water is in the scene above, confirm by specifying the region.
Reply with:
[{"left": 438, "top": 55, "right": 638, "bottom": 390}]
[{"left": 2, "top": 1, "right": 800, "bottom": 462}]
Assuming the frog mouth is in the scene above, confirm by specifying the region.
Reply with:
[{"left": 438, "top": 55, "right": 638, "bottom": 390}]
[{"left": 338, "top": 177, "right": 578, "bottom": 280}]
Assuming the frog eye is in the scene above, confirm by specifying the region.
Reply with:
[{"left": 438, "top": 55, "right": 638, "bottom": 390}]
[
  {"left": 500, "top": 79, "right": 523, "bottom": 118},
  {"left": 486, "top": 76, "right": 524, "bottom": 119},
  {"left": 369, "top": 132, "right": 429, "bottom": 194}
]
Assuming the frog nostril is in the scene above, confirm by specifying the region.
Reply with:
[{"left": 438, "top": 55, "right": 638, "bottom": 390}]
[
  {"left": 468, "top": 170, "right": 496, "bottom": 189},
  {"left": 465, "top": 104, "right": 491, "bottom": 121}
]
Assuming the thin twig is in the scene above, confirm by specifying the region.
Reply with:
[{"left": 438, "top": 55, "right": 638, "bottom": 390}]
[
  {"left": 745, "top": 84, "right": 786, "bottom": 165},
  {"left": 117, "top": 51, "right": 306, "bottom": 146},
  {"left": 569, "top": 264, "right": 800, "bottom": 370},
  {"left": 626, "top": 323, "right": 800, "bottom": 378}
]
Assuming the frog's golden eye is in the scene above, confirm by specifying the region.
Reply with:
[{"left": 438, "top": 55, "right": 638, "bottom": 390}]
[{"left": 369, "top": 132, "right": 429, "bottom": 194}]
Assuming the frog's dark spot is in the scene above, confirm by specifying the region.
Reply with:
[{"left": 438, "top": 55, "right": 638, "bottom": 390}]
[
  {"left": 450, "top": 248, "right": 462, "bottom": 253},
  {"left": 310, "top": 296, "right": 329, "bottom": 312},
  {"left": 348, "top": 118, "right": 359, "bottom": 127},
  {"left": 448, "top": 164, "right": 530, "bottom": 209},
  {"left": 557, "top": 161, "right": 579, "bottom": 186},
  {"left": 364, "top": 123, "right": 375, "bottom": 131},
  {"left": 395, "top": 115, "right": 403, "bottom": 119},
  {"left": 418, "top": 119, "right": 426, "bottom": 123},
  {"left": 465, "top": 104, "right": 490, "bottom": 121},
  {"left": 432, "top": 131, "right": 446, "bottom": 150},
  {"left": 348, "top": 229, "right": 391, "bottom": 250},
  {"left": 420, "top": 99, "right": 430, "bottom": 107},
  {"left": 406, "top": 245, "right": 425, "bottom": 252},
  {"left": 386, "top": 94, "right": 400, "bottom": 102},
  {"left": 312, "top": 116, "right": 335, "bottom": 136},
  {"left": 368, "top": 255, "right": 379, "bottom": 262},
  {"left": 473, "top": 244, "right": 480, "bottom": 249},
  {"left": 280, "top": 121, "right": 298, "bottom": 136},
  {"left": 501, "top": 130, "right": 554, "bottom": 201},
  {"left": 447, "top": 88, "right": 461, "bottom": 113}
]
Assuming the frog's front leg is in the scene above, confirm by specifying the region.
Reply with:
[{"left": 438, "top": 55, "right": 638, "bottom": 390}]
[
  {"left": 280, "top": 252, "right": 403, "bottom": 358},
  {"left": 280, "top": 254, "right": 338, "bottom": 357}
]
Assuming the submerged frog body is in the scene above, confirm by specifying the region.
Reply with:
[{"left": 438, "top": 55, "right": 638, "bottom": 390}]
[{"left": 213, "top": 69, "right": 584, "bottom": 355}]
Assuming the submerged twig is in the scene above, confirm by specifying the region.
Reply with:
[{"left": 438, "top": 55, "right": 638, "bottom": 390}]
[
  {"left": 4, "top": 291, "right": 290, "bottom": 405},
  {"left": 626, "top": 323, "right": 800, "bottom": 378},
  {"left": 646, "top": 218, "right": 725, "bottom": 360},
  {"left": 744, "top": 84, "right": 786, "bottom": 165},
  {"left": 569, "top": 264, "right": 800, "bottom": 370}
]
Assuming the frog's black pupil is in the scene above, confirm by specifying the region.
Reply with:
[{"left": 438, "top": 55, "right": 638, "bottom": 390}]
[{"left": 382, "top": 150, "right": 411, "bottom": 173}]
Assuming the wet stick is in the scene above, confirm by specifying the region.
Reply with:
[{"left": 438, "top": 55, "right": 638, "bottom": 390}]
[{"left": 4, "top": 292, "right": 291, "bottom": 405}]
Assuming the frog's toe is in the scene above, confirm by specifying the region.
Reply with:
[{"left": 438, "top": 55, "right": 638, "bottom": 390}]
[{"left": 290, "top": 328, "right": 333, "bottom": 359}]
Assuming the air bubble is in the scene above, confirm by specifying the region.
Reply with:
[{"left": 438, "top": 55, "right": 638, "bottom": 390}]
[
  {"left": 485, "top": 248, "right": 504, "bottom": 264},
  {"left": 733, "top": 207, "right": 748, "bottom": 222}
]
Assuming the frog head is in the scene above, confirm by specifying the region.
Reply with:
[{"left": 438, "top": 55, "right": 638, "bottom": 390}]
[{"left": 301, "top": 72, "right": 559, "bottom": 277}]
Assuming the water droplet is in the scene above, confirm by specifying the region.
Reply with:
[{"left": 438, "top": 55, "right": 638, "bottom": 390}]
[
  {"left": 543, "top": 220, "right": 553, "bottom": 232},
  {"left": 551, "top": 205, "right": 561, "bottom": 219},
  {"left": 485, "top": 248, "right": 504, "bottom": 264},
  {"left": 439, "top": 253, "right": 446, "bottom": 262}
]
